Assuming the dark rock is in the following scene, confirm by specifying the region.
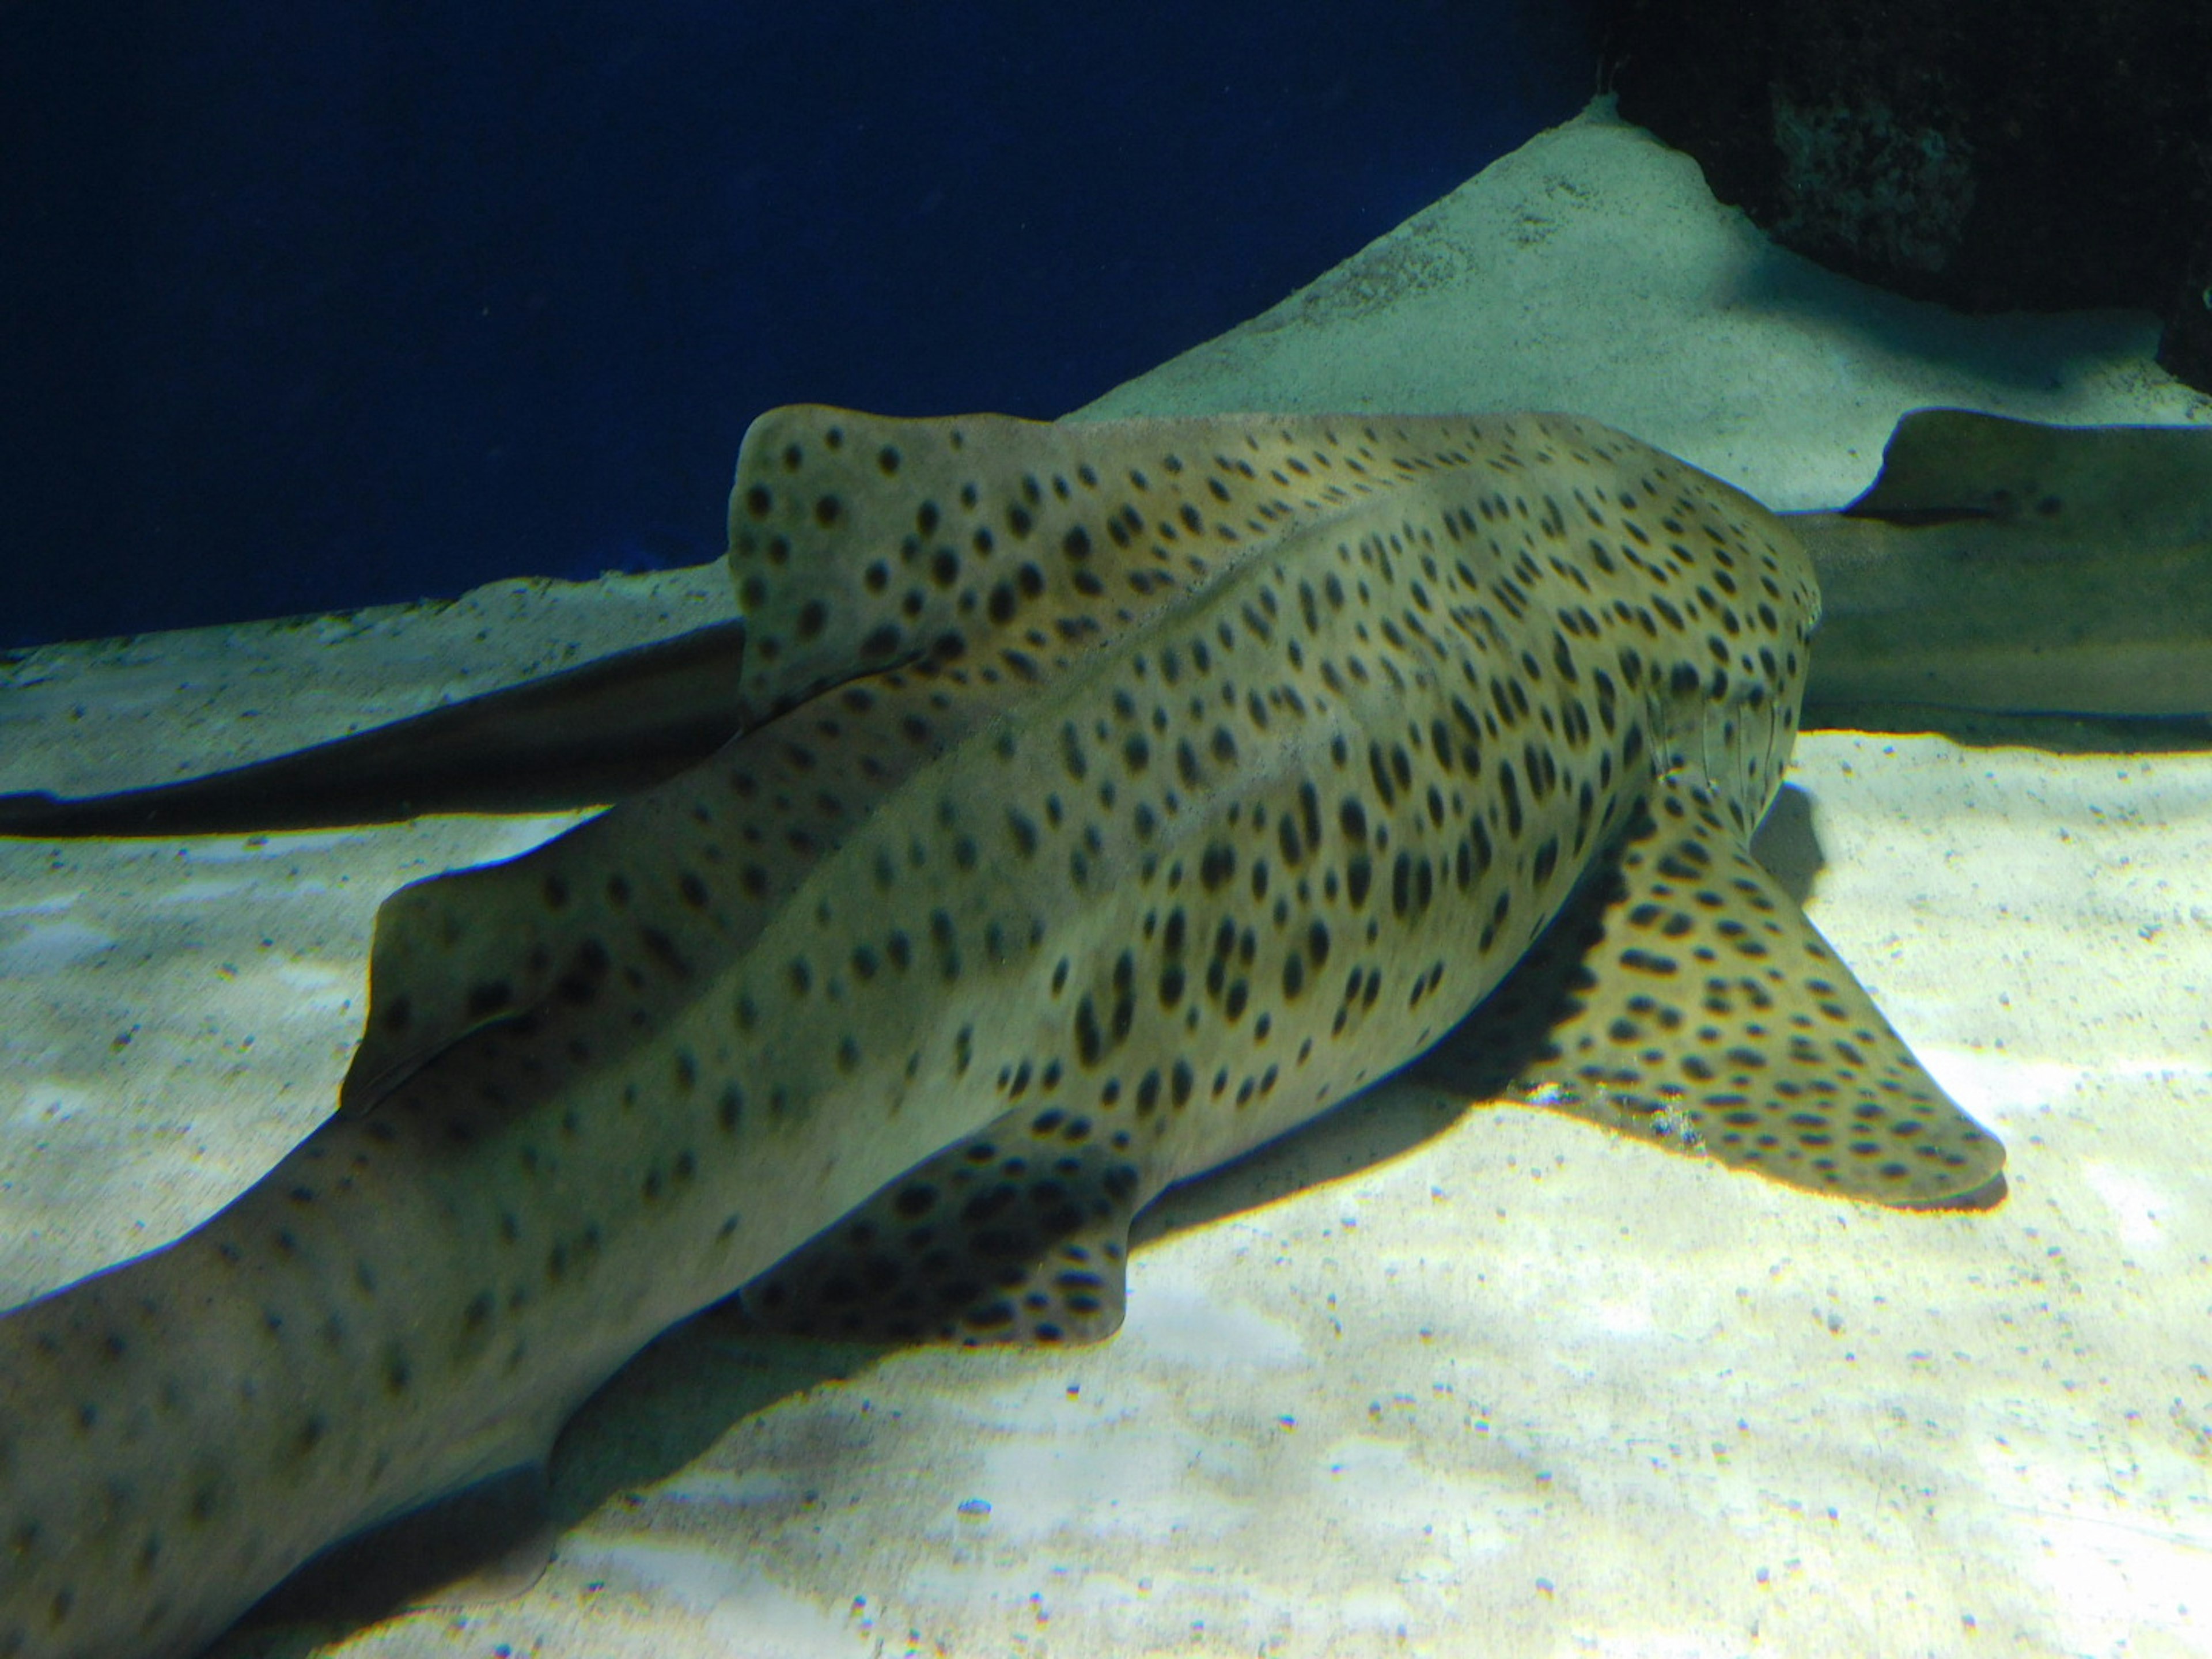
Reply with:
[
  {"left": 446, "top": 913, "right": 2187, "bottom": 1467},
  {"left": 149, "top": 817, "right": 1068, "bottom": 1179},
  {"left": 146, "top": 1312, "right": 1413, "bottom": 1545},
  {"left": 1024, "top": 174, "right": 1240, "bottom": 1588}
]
[{"left": 1598, "top": 0, "right": 2212, "bottom": 388}]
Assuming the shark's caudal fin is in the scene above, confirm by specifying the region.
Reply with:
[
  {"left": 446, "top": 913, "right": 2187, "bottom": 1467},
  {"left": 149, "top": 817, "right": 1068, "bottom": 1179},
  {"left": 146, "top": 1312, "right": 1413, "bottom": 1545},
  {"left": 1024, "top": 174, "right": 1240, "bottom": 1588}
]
[
  {"left": 739, "top": 1107, "right": 1141, "bottom": 1346},
  {"left": 1415, "top": 771, "right": 2006, "bottom": 1210}
]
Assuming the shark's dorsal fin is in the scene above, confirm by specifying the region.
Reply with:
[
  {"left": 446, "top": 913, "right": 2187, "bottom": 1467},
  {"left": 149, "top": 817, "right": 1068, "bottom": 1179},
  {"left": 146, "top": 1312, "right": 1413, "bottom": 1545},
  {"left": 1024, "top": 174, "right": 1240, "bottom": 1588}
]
[
  {"left": 740, "top": 1105, "right": 1139, "bottom": 1346},
  {"left": 1791, "top": 410, "right": 2212, "bottom": 721},
  {"left": 1416, "top": 772, "right": 2006, "bottom": 1210},
  {"left": 344, "top": 408, "right": 1410, "bottom": 1109},
  {"left": 724, "top": 406, "right": 1438, "bottom": 723}
]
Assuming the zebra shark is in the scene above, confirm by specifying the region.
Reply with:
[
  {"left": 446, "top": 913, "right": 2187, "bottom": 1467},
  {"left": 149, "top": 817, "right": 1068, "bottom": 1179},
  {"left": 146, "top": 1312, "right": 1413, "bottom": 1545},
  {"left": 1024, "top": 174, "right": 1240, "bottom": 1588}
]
[{"left": 0, "top": 408, "right": 2005, "bottom": 1658}]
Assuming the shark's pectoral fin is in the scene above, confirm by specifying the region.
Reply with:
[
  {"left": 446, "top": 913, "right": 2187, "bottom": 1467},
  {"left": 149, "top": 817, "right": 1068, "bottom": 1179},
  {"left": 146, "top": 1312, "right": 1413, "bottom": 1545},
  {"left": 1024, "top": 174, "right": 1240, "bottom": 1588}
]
[
  {"left": 739, "top": 1107, "right": 1141, "bottom": 1346},
  {"left": 1415, "top": 772, "right": 2007, "bottom": 1210}
]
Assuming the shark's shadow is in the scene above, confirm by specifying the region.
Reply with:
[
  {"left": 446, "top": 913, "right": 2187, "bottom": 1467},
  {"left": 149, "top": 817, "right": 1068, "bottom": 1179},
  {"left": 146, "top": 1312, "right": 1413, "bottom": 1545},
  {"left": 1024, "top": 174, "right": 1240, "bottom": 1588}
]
[
  {"left": 0, "top": 619, "right": 749, "bottom": 836},
  {"left": 1802, "top": 701, "right": 2212, "bottom": 753}
]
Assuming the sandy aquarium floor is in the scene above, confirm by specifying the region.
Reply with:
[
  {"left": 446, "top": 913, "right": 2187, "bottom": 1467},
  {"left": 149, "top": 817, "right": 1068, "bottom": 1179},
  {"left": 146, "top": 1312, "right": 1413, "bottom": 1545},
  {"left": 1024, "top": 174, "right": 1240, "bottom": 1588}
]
[{"left": 4, "top": 100, "right": 2211, "bottom": 1659}]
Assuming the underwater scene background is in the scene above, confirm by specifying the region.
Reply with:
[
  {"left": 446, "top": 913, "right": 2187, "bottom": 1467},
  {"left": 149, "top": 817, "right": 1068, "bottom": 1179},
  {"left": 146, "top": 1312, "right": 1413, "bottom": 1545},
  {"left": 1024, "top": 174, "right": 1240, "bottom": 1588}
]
[
  {"left": 3, "top": 7, "right": 2211, "bottom": 1657},
  {"left": 0, "top": 0, "right": 1592, "bottom": 647}
]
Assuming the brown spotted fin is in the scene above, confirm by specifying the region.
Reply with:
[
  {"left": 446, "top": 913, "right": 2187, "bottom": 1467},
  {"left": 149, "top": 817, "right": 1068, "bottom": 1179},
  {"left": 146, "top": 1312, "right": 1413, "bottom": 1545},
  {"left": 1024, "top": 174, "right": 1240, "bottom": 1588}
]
[
  {"left": 721, "top": 404, "right": 1291, "bottom": 724},
  {"left": 1412, "top": 771, "right": 2007, "bottom": 1210},
  {"left": 743, "top": 762, "right": 2008, "bottom": 1355},
  {"left": 740, "top": 1107, "right": 1141, "bottom": 1346}
]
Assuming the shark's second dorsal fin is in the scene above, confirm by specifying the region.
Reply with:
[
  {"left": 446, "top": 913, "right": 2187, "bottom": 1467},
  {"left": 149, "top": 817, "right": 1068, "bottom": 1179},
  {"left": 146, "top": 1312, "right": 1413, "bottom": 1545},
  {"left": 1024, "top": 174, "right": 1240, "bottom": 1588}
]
[
  {"left": 1415, "top": 772, "right": 2007, "bottom": 1210},
  {"left": 738, "top": 1105, "right": 1140, "bottom": 1347},
  {"left": 338, "top": 659, "right": 992, "bottom": 1114}
]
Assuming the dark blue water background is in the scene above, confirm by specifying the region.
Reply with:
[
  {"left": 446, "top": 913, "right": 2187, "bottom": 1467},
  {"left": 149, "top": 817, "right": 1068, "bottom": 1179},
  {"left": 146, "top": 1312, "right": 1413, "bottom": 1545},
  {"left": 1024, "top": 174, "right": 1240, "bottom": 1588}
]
[{"left": 2, "top": 2, "right": 1595, "bottom": 647}]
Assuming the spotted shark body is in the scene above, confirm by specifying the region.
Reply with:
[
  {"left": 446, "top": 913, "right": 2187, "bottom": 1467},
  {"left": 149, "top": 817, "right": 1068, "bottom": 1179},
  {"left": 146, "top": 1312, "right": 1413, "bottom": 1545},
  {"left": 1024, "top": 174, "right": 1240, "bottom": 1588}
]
[{"left": 0, "top": 409, "right": 2003, "bottom": 1658}]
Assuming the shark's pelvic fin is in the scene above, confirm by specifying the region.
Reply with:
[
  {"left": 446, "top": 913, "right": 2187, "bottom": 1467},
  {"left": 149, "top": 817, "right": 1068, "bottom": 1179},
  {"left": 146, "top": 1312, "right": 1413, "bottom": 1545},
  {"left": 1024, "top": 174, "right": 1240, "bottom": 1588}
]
[{"left": 740, "top": 1105, "right": 1140, "bottom": 1346}]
